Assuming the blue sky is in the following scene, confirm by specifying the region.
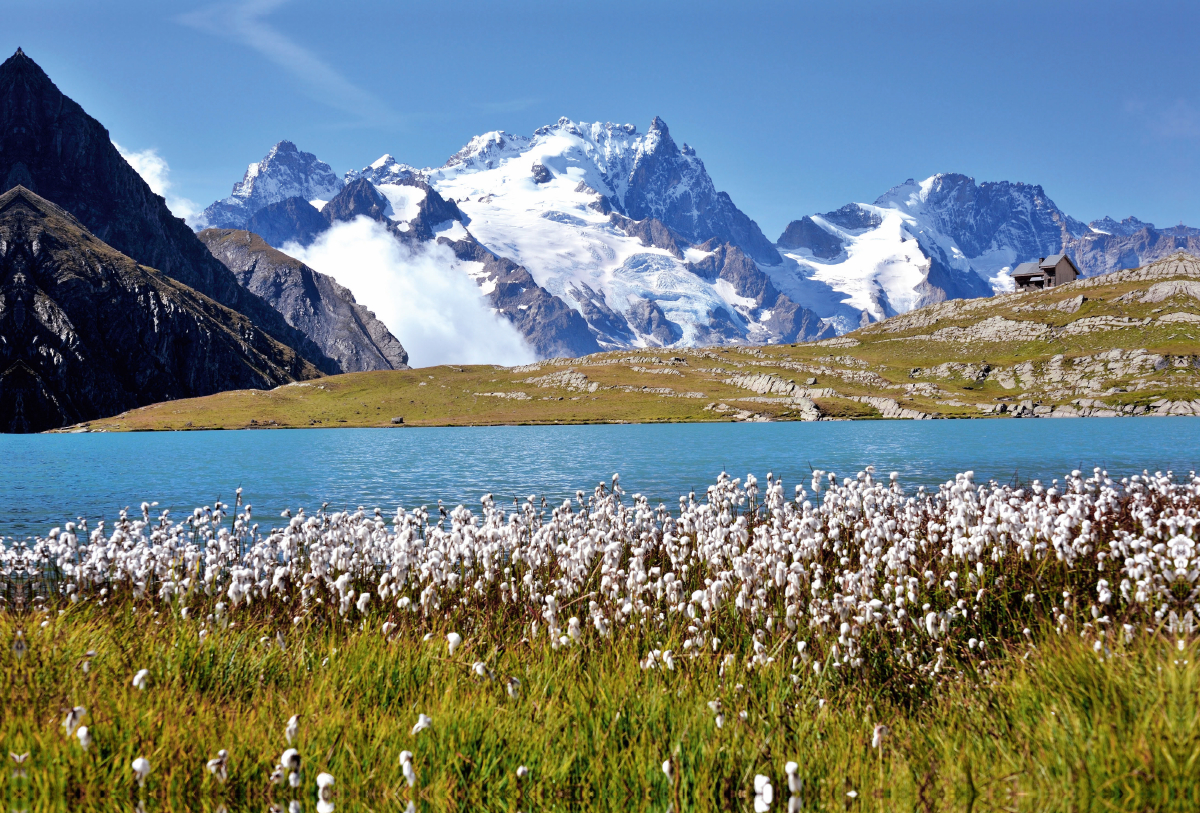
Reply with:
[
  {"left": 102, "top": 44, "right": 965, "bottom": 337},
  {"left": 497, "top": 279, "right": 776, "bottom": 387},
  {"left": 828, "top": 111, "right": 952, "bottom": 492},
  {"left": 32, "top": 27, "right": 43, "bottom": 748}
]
[{"left": 7, "top": 0, "right": 1200, "bottom": 238}]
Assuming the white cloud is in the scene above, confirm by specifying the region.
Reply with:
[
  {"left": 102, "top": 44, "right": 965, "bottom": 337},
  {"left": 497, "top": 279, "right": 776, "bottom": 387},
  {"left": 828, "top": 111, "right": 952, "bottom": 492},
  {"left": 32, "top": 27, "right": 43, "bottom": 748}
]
[
  {"left": 178, "top": 0, "right": 400, "bottom": 127},
  {"left": 282, "top": 217, "right": 537, "bottom": 368},
  {"left": 113, "top": 142, "right": 201, "bottom": 224}
]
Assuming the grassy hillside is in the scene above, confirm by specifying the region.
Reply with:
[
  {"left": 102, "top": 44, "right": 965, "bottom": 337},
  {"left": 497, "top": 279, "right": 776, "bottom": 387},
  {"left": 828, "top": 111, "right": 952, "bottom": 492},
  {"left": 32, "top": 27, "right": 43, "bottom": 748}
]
[{"left": 71, "top": 253, "right": 1200, "bottom": 432}]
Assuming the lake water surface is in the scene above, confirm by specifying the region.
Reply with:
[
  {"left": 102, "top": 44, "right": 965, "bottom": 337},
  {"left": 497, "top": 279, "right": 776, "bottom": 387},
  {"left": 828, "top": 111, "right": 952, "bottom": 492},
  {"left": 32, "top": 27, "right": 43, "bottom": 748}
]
[{"left": 3, "top": 417, "right": 1198, "bottom": 538}]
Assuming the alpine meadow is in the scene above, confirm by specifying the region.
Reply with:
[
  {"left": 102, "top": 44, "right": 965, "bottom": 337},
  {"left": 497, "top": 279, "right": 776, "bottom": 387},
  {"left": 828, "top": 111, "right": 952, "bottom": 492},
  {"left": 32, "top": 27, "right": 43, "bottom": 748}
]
[{"left": 3, "top": 3, "right": 1200, "bottom": 811}]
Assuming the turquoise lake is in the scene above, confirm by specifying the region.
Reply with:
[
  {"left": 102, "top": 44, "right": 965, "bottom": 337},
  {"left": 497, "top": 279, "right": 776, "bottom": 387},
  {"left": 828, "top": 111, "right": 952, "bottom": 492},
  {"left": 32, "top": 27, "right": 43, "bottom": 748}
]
[{"left": 3, "top": 417, "right": 1199, "bottom": 538}]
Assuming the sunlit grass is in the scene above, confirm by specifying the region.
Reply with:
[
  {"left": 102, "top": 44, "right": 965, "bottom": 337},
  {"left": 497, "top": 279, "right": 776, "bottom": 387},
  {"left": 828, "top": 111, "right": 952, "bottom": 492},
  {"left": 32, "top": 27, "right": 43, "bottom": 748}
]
[{"left": 0, "top": 606, "right": 1195, "bottom": 811}]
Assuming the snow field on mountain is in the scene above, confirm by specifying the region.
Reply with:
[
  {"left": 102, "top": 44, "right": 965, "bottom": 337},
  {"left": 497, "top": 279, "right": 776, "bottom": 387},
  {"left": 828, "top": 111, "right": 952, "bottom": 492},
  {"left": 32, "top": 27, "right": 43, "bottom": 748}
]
[
  {"left": 782, "top": 208, "right": 930, "bottom": 320},
  {"left": 376, "top": 183, "right": 427, "bottom": 225},
  {"left": 281, "top": 218, "right": 535, "bottom": 367},
  {"left": 426, "top": 128, "right": 749, "bottom": 347}
]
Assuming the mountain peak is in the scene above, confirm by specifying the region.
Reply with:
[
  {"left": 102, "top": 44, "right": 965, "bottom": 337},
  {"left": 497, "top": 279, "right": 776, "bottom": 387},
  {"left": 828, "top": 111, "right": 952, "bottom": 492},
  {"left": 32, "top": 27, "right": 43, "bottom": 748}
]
[
  {"left": 0, "top": 184, "right": 319, "bottom": 431},
  {"left": 196, "top": 140, "right": 343, "bottom": 230}
]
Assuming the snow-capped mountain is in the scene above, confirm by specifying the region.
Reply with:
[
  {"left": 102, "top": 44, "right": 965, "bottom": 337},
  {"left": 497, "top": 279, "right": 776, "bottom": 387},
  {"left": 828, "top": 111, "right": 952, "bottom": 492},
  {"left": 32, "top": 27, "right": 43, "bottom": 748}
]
[
  {"left": 200, "top": 118, "right": 828, "bottom": 357},
  {"left": 771, "top": 174, "right": 1090, "bottom": 325},
  {"left": 772, "top": 173, "right": 1200, "bottom": 326},
  {"left": 352, "top": 117, "right": 780, "bottom": 263},
  {"left": 195, "top": 141, "right": 343, "bottom": 230},
  {"left": 1066, "top": 218, "right": 1200, "bottom": 278},
  {"left": 196, "top": 129, "right": 1200, "bottom": 358}
]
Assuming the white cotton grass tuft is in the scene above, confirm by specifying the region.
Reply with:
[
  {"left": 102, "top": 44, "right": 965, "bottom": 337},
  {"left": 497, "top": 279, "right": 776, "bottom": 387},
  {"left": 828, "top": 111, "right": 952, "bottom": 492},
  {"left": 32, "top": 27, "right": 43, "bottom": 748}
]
[
  {"left": 317, "top": 771, "right": 336, "bottom": 812},
  {"left": 662, "top": 758, "right": 672, "bottom": 781},
  {"left": 784, "top": 761, "right": 800, "bottom": 795},
  {"left": 76, "top": 726, "right": 92, "bottom": 751},
  {"left": 206, "top": 749, "right": 229, "bottom": 783},
  {"left": 131, "top": 756, "right": 151, "bottom": 788},
  {"left": 871, "top": 723, "right": 890, "bottom": 749},
  {"left": 517, "top": 765, "right": 529, "bottom": 778},
  {"left": 754, "top": 774, "right": 774, "bottom": 812},
  {"left": 286, "top": 714, "right": 300, "bottom": 744},
  {"left": 14, "top": 464, "right": 1200, "bottom": 726},
  {"left": 62, "top": 706, "right": 86, "bottom": 738},
  {"left": 400, "top": 750, "right": 416, "bottom": 787},
  {"left": 132, "top": 669, "right": 150, "bottom": 691},
  {"left": 411, "top": 714, "right": 432, "bottom": 736}
]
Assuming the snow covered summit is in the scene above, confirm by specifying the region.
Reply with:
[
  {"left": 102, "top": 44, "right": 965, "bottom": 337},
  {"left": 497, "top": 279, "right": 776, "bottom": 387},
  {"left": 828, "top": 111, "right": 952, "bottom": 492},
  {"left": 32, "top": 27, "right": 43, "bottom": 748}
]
[{"left": 195, "top": 141, "right": 343, "bottom": 230}]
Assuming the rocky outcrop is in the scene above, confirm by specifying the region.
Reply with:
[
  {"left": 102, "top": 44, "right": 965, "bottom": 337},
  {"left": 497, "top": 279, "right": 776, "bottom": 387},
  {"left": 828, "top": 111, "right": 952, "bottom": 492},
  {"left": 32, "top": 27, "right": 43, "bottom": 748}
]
[
  {"left": 441, "top": 235, "right": 601, "bottom": 358},
  {"left": 322, "top": 178, "right": 390, "bottom": 224},
  {"left": 198, "top": 230, "right": 409, "bottom": 372},
  {"left": 568, "top": 282, "right": 635, "bottom": 347},
  {"left": 626, "top": 298, "right": 683, "bottom": 345},
  {"left": 0, "top": 187, "right": 321, "bottom": 433},
  {"left": 622, "top": 117, "right": 781, "bottom": 264},
  {"left": 247, "top": 197, "right": 330, "bottom": 248},
  {"left": 609, "top": 214, "right": 685, "bottom": 259},
  {"left": 0, "top": 49, "right": 339, "bottom": 376},
  {"left": 686, "top": 243, "right": 833, "bottom": 343},
  {"left": 777, "top": 216, "right": 844, "bottom": 258}
]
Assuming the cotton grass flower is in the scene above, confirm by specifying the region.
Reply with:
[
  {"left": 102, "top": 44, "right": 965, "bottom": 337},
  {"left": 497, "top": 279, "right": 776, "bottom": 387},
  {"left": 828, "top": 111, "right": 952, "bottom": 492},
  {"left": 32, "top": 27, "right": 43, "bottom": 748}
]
[
  {"left": 131, "top": 756, "right": 151, "bottom": 788},
  {"left": 206, "top": 750, "right": 229, "bottom": 783},
  {"left": 286, "top": 714, "right": 300, "bottom": 744},
  {"left": 784, "top": 761, "right": 800, "bottom": 795},
  {"left": 754, "top": 774, "right": 774, "bottom": 812},
  {"left": 62, "top": 706, "right": 86, "bottom": 737},
  {"left": 517, "top": 765, "right": 529, "bottom": 778},
  {"left": 76, "top": 726, "right": 92, "bottom": 751},
  {"left": 400, "top": 750, "right": 416, "bottom": 787},
  {"left": 317, "top": 771, "right": 335, "bottom": 812},
  {"left": 447, "top": 632, "right": 462, "bottom": 655},
  {"left": 871, "top": 724, "right": 890, "bottom": 749},
  {"left": 411, "top": 714, "right": 432, "bottom": 736},
  {"left": 132, "top": 669, "right": 150, "bottom": 690}
]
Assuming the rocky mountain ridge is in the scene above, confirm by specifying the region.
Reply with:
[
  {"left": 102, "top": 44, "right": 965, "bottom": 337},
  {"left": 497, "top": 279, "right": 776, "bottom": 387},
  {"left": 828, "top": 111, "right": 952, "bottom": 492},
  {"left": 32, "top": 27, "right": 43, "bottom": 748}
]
[
  {"left": 198, "top": 230, "right": 409, "bottom": 373},
  {"left": 775, "top": 173, "right": 1200, "bottom": 328},
  {"left": 204, "top": 121, "right": 829, "bottom": 357},
  {"left": 79, "top": 252, "right": 1200, "bottom": 432},
  {"left": 0, "top": 187, "right": 321, "bottom": 433},
  {"left": 0, "top": 49, "right": 340, "bottom": 376},
  {"left": 193, "top": 126, "right": 1199, "bottom": 360}
]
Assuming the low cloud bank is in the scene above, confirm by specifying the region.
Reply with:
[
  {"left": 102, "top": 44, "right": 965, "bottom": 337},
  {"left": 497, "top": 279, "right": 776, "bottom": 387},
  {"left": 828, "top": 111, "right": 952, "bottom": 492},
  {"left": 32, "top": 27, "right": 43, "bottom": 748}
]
[
  {"left": 113, "top": 142, "right": 201, "bottom": 223},
  {"left": 283, "top": 218, "right": 537, "bottom": 368}
]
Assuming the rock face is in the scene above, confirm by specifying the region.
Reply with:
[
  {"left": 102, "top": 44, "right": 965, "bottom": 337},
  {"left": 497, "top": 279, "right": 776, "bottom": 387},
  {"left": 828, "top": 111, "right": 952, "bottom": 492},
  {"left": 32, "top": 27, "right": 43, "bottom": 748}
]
[
  {"left": 0, "top": 49, "right": 339, "bottom": 375},
  {"left": 197, "top": 141, "right": 343, "bottom": 230},
  {"left": 1067, "top": 221, "right": 1200, "bottom": 278},
  {"left": 0, "top": 187, "right": 320, "bottom": 433},
  {"left": 440, "top": 235, "right": 602, "bottom": 358},
  {"left": 620, "top": 117, "right": 780, "bottom": 264},
  {"left": 686, "top": 243, "right": 832, "bottom": 343},
  {"left": 198, "top": 230, "right": 409, "bottom": 372},
  {"left": 247, "top": 197, "right": 330, "bottom": 248}
]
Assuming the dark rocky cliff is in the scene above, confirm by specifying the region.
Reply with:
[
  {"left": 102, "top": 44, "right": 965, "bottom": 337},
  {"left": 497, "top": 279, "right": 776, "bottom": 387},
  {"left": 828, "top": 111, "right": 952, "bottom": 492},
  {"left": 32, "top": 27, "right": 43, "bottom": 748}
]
[
  {"left": 0, "top": 187, "right": 321, "bottom": 433},
  {"left": 0, "top": 48, "right": 339, "bottom": 375},
  {"left": 199, "top": 230, "right": 409, "bottom": 372}
]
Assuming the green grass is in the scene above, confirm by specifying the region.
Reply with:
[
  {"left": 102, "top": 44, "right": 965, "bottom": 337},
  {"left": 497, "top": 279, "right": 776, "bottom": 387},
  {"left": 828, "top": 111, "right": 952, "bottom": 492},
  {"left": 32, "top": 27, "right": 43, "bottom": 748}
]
[
  {"left": 4, "top": 606, "right": 1196, "bottom": 811},
  {"left": 64, "top": 257, "right": 1200, "bottom": 432}
]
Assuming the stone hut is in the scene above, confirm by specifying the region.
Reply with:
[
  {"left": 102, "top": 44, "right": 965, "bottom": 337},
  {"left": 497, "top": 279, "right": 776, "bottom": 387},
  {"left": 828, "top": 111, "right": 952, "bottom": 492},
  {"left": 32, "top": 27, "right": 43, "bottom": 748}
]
[{"left": 1012, "top": 254, "right": 1080, "bottom": 291}]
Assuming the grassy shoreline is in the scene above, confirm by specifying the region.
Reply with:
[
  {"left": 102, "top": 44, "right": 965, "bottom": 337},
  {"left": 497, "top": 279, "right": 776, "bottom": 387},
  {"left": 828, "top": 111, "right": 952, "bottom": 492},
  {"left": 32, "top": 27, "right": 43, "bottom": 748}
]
[
  {"left": 66, "top": 256, "right": 1200, "bottom": 432},
  {"left": 5, "top": 608, "right": 1196, "bottom": 811}
]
